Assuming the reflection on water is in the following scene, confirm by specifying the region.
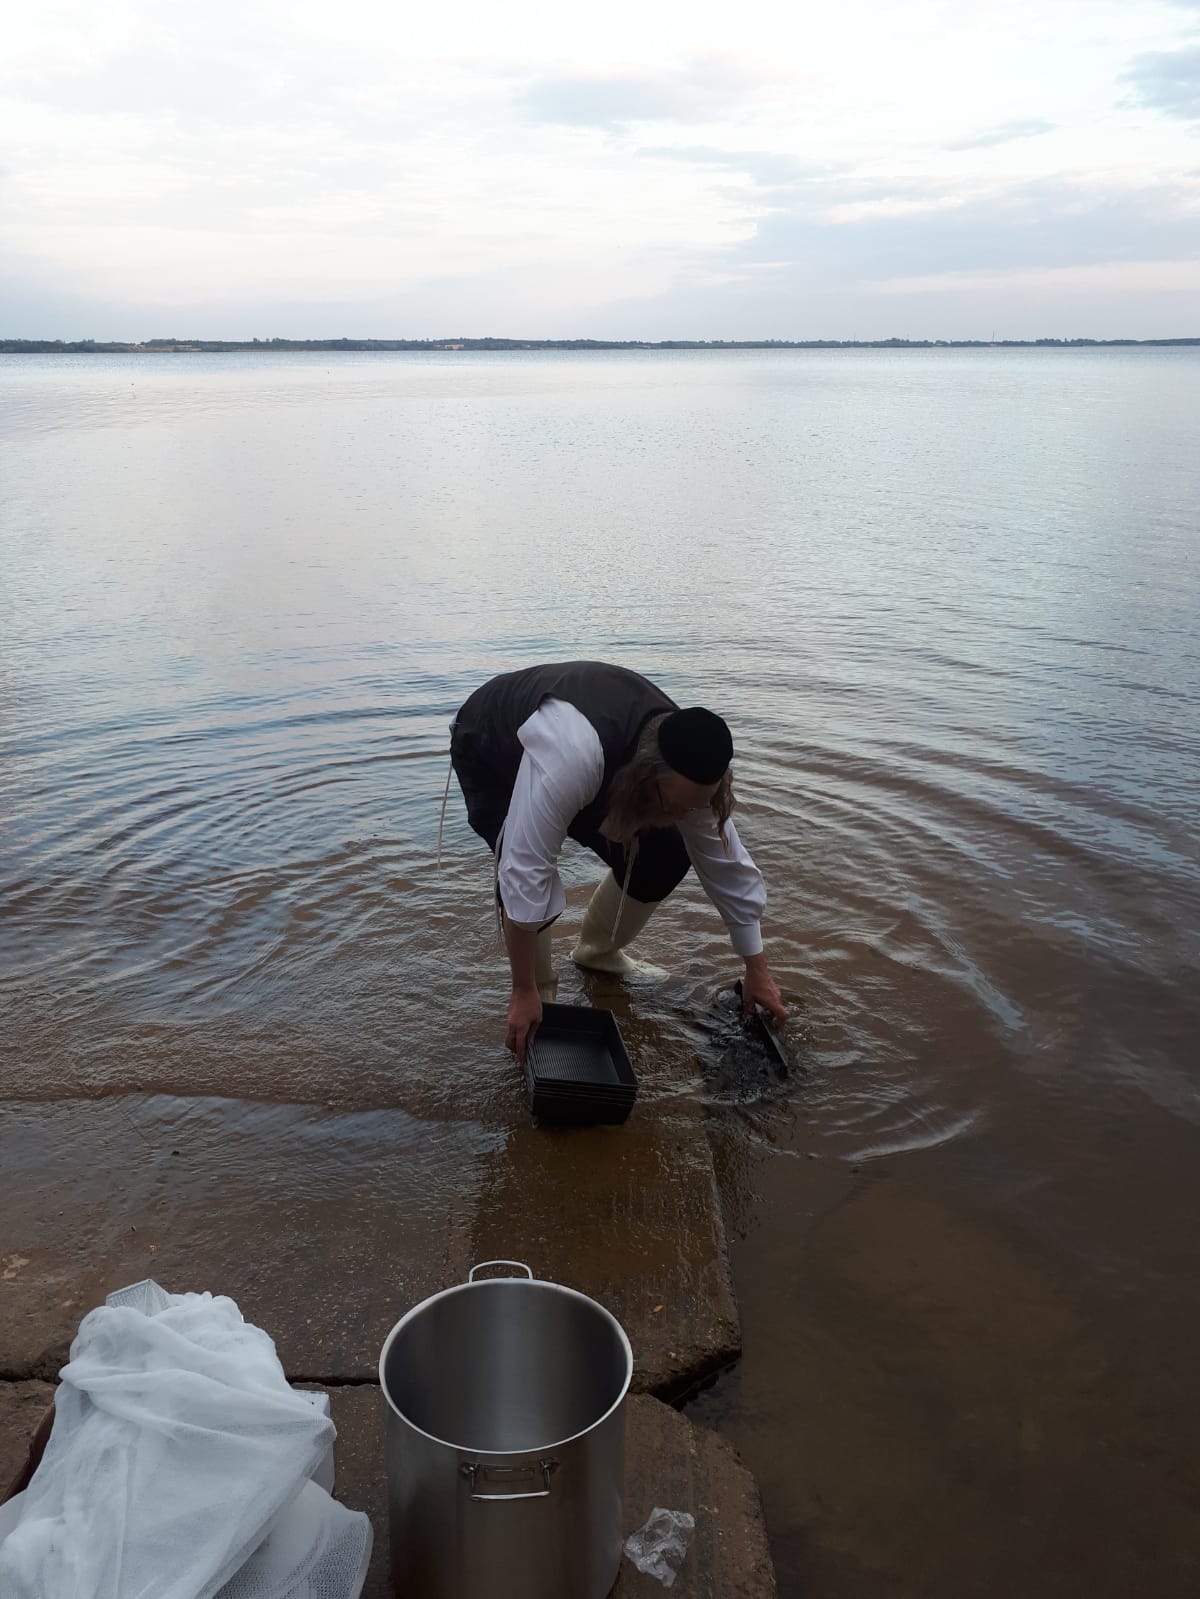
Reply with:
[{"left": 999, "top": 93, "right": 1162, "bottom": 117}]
[{"left": 2, "top": 349, "right": 1199, "bottom": 1594}]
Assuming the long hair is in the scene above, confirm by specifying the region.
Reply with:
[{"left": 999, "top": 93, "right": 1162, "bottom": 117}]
[{"left": 601, "top": 713, "right": 735, "bottom": 846}]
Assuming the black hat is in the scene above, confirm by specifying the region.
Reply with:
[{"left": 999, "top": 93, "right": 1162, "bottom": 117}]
[{"left": 658, "top": 707, "right": 734, "bottom": 784}]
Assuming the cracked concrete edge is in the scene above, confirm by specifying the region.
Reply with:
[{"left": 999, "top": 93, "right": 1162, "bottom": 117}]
[
  {"left": 323, "top": 1385, "right": 776, "bottom": 1599},
  {"left": 0, "top": 1301, "right": 741, "bottom": 1404},
  {"left": 1, "top": 1381, "right": 778, "bottom": 1597},
  {"left": 0, "top": 1380, "right": 56, "bottom": 1502}
]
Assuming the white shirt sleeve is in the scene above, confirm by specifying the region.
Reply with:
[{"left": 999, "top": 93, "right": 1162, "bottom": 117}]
[
  {"left": 497, "top": 699, "right": 605, "bottom": 929},
  {"left": 677, "top": 810, "right": 767, "bottom": 957}
]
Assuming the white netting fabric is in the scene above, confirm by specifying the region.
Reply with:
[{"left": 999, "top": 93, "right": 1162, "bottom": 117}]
[
  {"left": 0, "top": 1281, "right": 372, "bottom": 1599},
  {"left": 214, "top": 1478, "right": 372, "bottom": 1599}
]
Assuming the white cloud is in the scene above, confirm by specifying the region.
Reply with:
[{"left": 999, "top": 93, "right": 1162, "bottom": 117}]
[
  {"left": 519, "top": 55, "right": 772, "bottom": 129},
  {"left": 944, "top": 120, "right": 1057, "bottom": 151},
  {"left": 1123, "top": 45, "right": 1200, "bottom": 121},
  {"left": 2, "top": 0, "right": 1199, "bottom": 337},
  {"left": 876, "top": 258, "right": 1200, "bottom": 296}
]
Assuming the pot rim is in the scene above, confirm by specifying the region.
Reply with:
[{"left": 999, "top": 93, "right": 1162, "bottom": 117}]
[{"left": 378, "top": 1276, "right": 633, "bottom": 1459}]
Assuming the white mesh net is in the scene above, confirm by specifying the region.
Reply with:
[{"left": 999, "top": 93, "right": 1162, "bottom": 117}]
[{"left": 0, "top": 1281, "right": 372, "bottom": 1599}]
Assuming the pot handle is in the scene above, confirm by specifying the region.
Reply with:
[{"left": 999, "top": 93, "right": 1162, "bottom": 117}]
[
  {"left": 461, "top": 1460, "right": 557, "bottom": 1500},
  {"left": 468, "top": 1260, "right": 533, "bottom": 1283}
]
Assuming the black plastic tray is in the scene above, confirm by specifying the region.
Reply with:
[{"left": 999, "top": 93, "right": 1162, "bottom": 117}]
[{"left": 524, "top": 1003, "right": 638, "bottom": 1125}]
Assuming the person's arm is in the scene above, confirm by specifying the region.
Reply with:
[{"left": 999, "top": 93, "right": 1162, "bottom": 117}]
[
  {"left": 677, "top": 810, "right": 788, "bottom": 1021},
  {"left": 498, "top": 701, "right": 604, "bottom": 1060},
  {"left": 503, "top": 920, "right": 541, "bottom": 1062}
]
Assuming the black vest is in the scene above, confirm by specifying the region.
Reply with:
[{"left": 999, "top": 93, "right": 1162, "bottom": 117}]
[{"left": 456, "top": 661, "right": 676, "bottom": 832}]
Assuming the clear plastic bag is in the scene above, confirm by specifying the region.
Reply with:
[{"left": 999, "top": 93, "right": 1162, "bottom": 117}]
[{"left": 624, "top": 1507, "right": 696, "bottom": 1588}]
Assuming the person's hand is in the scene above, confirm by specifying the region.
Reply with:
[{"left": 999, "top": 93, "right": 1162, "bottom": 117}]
[
  {"left": 741, "top": 954, "right": 788, "bottom": 1023},
  {"left": 505, "top": 986, "right": 543, "bottom": 1063}
]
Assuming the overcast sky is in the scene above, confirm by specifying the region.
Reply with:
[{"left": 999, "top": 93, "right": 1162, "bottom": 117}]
[{"left": 2, "top": 0, "right": 1198, "bottom": 339}]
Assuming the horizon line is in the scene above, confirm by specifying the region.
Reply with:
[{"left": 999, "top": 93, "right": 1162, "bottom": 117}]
[{"left": 3, "top": 334, "right": 1199, "bottom": 352}]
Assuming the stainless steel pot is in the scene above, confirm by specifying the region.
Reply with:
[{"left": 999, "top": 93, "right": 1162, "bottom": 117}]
[{"left": 380, "top": 1261, "right": 633, "bottom": 1599}]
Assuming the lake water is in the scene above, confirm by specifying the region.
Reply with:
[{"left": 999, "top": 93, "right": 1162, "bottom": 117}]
[{"left": 2, "top": 348, "right": 1198, "bottom": 1594}]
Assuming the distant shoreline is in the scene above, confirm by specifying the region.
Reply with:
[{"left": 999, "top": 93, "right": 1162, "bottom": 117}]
[{"left": 2, "top": 336, "right": 1198, "bottom": 354}]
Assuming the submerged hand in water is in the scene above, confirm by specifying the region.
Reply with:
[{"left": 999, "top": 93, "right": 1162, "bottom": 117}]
[
  {"left": 741, "top": 955, "right": 788, "bottom": 1023},
  {"left": 505, "top": 987, "right": 542, "bottom": 1063}
]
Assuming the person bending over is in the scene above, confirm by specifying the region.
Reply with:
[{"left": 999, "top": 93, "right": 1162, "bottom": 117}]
[{"left": 449, "top": 661, "right": 787, "bottom": 1061}]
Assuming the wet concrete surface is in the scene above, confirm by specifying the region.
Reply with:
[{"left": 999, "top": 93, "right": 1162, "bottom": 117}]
[
  {"left": 0, "top": 1082, "right": 738, "bottom": 1395},
  {"left": 470, "top": 1117, "right": 740, "bottom": 1399},
  {"left": 0, "top": 1096, "right": 493, "bottom": 1383},
  {"left": 0, "top": 936, "right": 763, "bottom": 1585}
]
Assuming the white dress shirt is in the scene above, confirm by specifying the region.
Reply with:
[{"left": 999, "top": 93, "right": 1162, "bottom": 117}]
[{"left": 499, "top": 698, "right": 765, "bottom": 956}]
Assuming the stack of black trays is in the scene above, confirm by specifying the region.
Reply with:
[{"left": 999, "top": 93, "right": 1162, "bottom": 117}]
[{"left": 524, "top": 1002, "right": 638, "bottom": 1125}]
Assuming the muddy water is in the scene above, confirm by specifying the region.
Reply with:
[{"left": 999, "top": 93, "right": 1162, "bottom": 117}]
[{"left": 2, "top": 349, "right": 1199, "bottom": 1594}]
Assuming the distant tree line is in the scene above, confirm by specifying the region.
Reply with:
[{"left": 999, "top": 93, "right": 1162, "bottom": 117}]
[{"left": 2, "top": 335, "right": 1198, "bottom": 354}]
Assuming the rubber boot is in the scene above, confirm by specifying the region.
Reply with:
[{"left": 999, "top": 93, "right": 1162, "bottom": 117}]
[
  {"left": 571, "top": 872, "right": 665, "bottom": 977},
  {"left": 535, "top": 925, "right": 557, "bottom": 1003}
]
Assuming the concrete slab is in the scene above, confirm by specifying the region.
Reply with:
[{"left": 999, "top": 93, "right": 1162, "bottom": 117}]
[
  {"left": 0, "top": 1097, "right": 491, "bottom": 1383},
  {"left": 327, "top": 1386, "right": 776, "bottom": 1599},
  {"left": 469, "top": 1117, "right": 740, "bottom": 1397},
  {"left": 0, "top": 1381, "right": 54, "bottom": 1499},
  {"left": 617, "top": 1396, "right": 778, "bottom": 1598},
  {"left": 0, "top": 1090, "right": 737, "bottom": 1396}
]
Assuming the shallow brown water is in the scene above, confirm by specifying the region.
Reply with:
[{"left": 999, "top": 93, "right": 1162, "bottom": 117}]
[{"left": 2, "top": 349, "right": 1199, "bottom": 1593}]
